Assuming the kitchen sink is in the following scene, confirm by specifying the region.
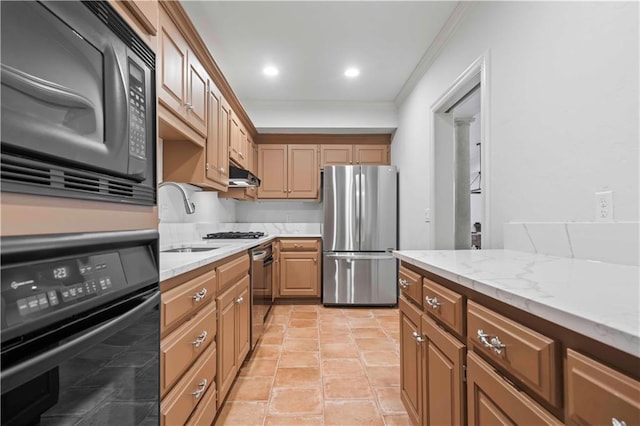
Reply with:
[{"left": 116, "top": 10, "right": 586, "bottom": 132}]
[{"left": 161, "top": 247, "right": 220, "bottom": 253}]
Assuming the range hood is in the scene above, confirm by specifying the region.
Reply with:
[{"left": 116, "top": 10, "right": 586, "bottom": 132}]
[{"left": 228, "top": 165, "right": 261, "bottom": 188}]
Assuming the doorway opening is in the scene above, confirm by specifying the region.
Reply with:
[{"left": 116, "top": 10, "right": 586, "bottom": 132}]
[{"left": 430, "top": 54, "right": 489, "bottom": 250}]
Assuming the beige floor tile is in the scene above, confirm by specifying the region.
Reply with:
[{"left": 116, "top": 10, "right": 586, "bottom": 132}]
[
  {"left": 321, "top": 343, "right": 360, "bottom": 358},
  {"left": 227, "top": 377, "right": 273, "bottom": 401},
  {"left": 347, "top": 318, "right": 381, "bottom": 328},
  {"left": 377, "top": 318, "right": 400, "bottom": 330},
  {"left": 366, "top": 366, "right": 401, "bottom": 387},
  {"left": 269, "top": 387, "right": 323, "bottom": 415},
  {"left": 279, "top": 351, "right": 320, "bottom": 367},
  {"left": 215, "top": 401, "right": 267, "bottom": 426},
  {"left": 264, "top": 415, "right": 324, "bottom": 425},
  {"left": 292, "top": 304, "right": 319, "bottom": 311},
  {"left": 324, "top": 400, "right": 385, "bottom": 426},
  {"left": 272, "top": 305, "right": 293, "bottom": 313},
  {"left": 289, "top": 319, "right": 319, "bottom": 328},
  {"left": 323, "top": 376, "right": 374, "bottom": 399},
  {"left": 239, "top": 358, "right": 279, "bottom": 377},
  {"left": 252, "top": 344, "right": 282, "bottom": 360},
  {"left": 261, "top": 334, "right": 285, "bottom": 345},
  {"left": 290, "top": 311, "right": 318, "bottom": 320},
  {"left": 374, "top": 387, "right": 405, "bottom": 414},
  {"left": 319, "top": 332, "right": 353, "bottom": 344},
  {"left": 319, "top": 322, "right": 350, "bottom": 332},
  {"left": 265, "top": 323, "right": 287, "bottom": 334},
  {"left": 354, "top": 337, "right": 396, "bottom": 352},
  {"left": 283, "top": 338, "right": 319, "bottom": 352},
  {"left": 274, "top": 366, "right": 321, "bottom": 387},
  {"left": 268, "top": 314, "right": 291, "bottom": 325},
  {"left": 342, "top": 309, "right": 375, "bottom": 319},
  {"left": 361, "top": 351, "right": 400, "bottom": 367},
  {"left": 351, "top": 328, "right": 389, "bottom": 339},
  {"left": 383, "top": 414, "right": 413, "bottom": 425},
  {"left": 285, "top": 327, "right": 318, "bottom": 339},
  {"left": 371, "top": 308, "right": 399, "bottom": 317},
  {"left": 321, "top": 358, "right": 366, "bottom": 377}
]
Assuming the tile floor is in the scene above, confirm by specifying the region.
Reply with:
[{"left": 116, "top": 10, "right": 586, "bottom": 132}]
[{"left": 215, "top": 303, "right": 411, "bottom": 425}]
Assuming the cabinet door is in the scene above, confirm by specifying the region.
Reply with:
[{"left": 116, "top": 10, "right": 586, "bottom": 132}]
[
  {"left": 273, "top": 241, "right": 280, "bottom": 300},
  {"left": 218, "top": 96, "right": 231, "bottom": 183},
  {"left": 467, "top": 352, "right": 561, "bottom": 426},
  {"left": 235, "top": 275, "right": 251, "bottom": 365},
  {"left": 185, "top": 51, "right": 208, "bottom": 136},
  {"left": 566, "top": 349, "right": 640, "bottom": 426},
  {"left": 158, "top": 8, "right": 187, "bottom": 116},
  {"left": 354, "top": 144, "right": 389, "bottom": 165},
  {"left": 216, "top": 283, "right": 238, "bottom": 406},
  {"left": 288, "top": 145, "right": 318, "bottom": 199},
  {"left": 399, "top": 297, "right": 422, "bottom": 425},
  {"left": 206, "top": 84, "right": 228, "bottom": 188},
  {"left": 422, "top": 315, "right": 465, "bottom": 426},
  {"left": 258, "top": 145, "right": 287, "bottom": 199},
  {"left": 253, "top": 142, "right": 259, "bottom": 177},
  {"left": 229, "top": 113, "right": 241, "bottom": 166},
  {"left": 124, "top": 0, "right": 158, "bottom": 35},
  {"left": 279, "top": 252, "right": 319, "bottom": 297},
  {"left": 238, "top": 125, "right": 248, "bottom": 168},
  {"left": 320, "top": 144, "right": 353, "bottom": 167}
]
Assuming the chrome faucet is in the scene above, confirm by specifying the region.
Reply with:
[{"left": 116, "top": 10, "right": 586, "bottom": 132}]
[{"left": 158, "top": 182, "right": 196, "bottom": 214}]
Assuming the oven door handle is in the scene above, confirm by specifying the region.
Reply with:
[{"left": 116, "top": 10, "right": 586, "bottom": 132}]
[
  {"left": 252, "top": 250, "right": 268, "bottom": 261},
  {"left": 1, "top": 290, "right": 160, "bottom": 394}
]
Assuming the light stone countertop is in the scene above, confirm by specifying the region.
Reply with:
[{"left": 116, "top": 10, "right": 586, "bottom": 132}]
[
  {"left": 393, "top": 249, "right": 640, "bottom": 358},
  {"left": 159, "top": 234, "right": 321, "bottom": 282}
]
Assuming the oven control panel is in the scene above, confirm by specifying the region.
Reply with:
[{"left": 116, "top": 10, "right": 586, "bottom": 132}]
[
  {"left": 1, "top": 252, "right": 127, "bottom": 329},
  {"left": 128, "top": 61, "right": 147, "bottom": 161}
]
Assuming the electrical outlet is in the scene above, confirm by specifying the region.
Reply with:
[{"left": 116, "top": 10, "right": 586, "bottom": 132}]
[
  {"left": 595, "top": 191, "right": 614, "bottom": 222},
  {"left": 424, "top": 208, "right": 431, "bottom": 223}
]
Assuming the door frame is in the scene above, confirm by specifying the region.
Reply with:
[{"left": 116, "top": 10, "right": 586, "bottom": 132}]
[{"left": 429, "top": 52, "right": 491, "bottom": 249}]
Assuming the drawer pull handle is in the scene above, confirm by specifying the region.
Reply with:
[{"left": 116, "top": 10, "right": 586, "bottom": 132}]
[
  {"left": 235, "top": 296, "right": 244, "bottom": 304},
  {"left": 412, "top": 331, "right": 425, "bottom": 344},
  {"left": 425, "top": 296, "right": 441, "bottom": 309},
  {"left": 612, "top": 418, "right": 627, "bottom": 426},
  {"left": 193, "top": 288, "right": 208, "bottom": 302},
  {"left": 192, "top": 330, "right": 208, "bottom": 348},
  {"left": 192, "top": 378, "right": 207, "bottom": 399},
  {"left": 477, "top": 329, "right": 507, "bottom": 355},
  {"left": 398, "top": 278, "right": 409, "bottom": 289}
]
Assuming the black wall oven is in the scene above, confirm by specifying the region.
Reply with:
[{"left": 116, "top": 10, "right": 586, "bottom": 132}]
[
  {"left": 0, "top": 230, "right": 160, "bottom": 425},
  {"left": 0, "top": 1, "right": 156, "bottom": 205}
]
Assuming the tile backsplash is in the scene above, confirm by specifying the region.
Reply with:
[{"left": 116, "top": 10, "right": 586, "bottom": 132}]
[{"left": 504, "top": 222, "right": 639, "bottom": 266}]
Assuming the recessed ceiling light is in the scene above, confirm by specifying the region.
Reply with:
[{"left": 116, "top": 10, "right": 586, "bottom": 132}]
[
  {"left": 344, "top": 67, "right": 360, "bottom": 78},
  {"left": 263, "top": 65, "right": 279, "bottom": 77}
]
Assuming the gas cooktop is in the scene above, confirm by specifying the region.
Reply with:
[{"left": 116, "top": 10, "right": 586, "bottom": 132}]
[{"left": 203, "top": 231, "right": 266, "bottom": 240}]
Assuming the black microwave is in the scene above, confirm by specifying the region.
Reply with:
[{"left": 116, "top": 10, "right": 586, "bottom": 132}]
[{"left": 0, "top": 1, "right": 156, "bottom": 206}]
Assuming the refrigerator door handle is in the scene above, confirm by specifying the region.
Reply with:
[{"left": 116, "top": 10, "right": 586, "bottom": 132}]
[
  {"left": 360, "top": 172, "right": 366, "bottom": 246},
  {"left": 354, "top": 171, "right": 361, "bottom": 247}
]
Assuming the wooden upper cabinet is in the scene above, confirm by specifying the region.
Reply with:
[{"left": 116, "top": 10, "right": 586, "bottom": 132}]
[
  {"left": 124, "top": 0, "right": 158, "bottom": 35},
  {"left": 565, "top": 349, "right": 640, "bottom": 426},
  {"left": 159, "top": 7, "right": 187, "bottom": 116},
  {"left": 185, "top": 52, "right": 208, "bottom": 136},
  {"left": 204, "top": 83, "right": 228, "bottom": 189},
  {"left": 320, "top": 144, "right": 353, "bottom": 166},
  {"left": 258, "top": 145, "right": 287, "bottom": 199},
  {"left": 229, "top": 112, "right": 242, "bottom": 167},
  {"left": 354, "top": 144, "right": 390, "bottom": 165},
  {"left": 288, "top": 145, "right": 318, "bottom": 198}
]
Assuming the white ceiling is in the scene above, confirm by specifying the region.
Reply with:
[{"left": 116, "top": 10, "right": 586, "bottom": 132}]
[{"left": 182, "top": 1, "right": 459, "bottom": 104}]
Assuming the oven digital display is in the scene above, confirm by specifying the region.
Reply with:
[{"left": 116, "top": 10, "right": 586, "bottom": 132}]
[{"left": 52, "top": 266, "right": 69, "bottom": 280}]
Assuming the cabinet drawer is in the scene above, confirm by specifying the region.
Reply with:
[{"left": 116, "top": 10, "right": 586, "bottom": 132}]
[
  {"left": 467, "top": 352, "right": 562, "bottom": 425},
  {"left": 161, "top": 341, "right": 217, "bottom": 426},
  {"left": 186, "top": 384, "right": 217, "bottom": 426},
  {"left": 423, "top": 278, "right": 464, "bottom": 336},
  {"left": 398, "top": 265, "right": 422, "bottom": 306},
  {"left": 161, "top": 270, "right": 215, "bottom": 333},
  {"left": 161, "top": 302, "right": 216, "bottom": 396},
  {"left": 279, "top": 239, "right": 319, "bottom": 251},
  {"left": 566, "top": 349, "right": 640, "bottom": 426},
  {"left": 217, "top": 253, "right": 250, "bottom": 292},
  {"left": 467, "top": 301, "right": 559, "bottom": 406}
]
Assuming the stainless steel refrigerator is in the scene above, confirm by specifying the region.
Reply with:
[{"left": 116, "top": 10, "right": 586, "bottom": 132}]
[{"left": 322, "top": 165, "right": 398, "bottom": 306}]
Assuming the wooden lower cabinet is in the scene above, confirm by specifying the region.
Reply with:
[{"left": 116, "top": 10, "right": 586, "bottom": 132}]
[
  {"left": 400, "top": 296, "right": 422, "bottom": 425},
  {"left": 565, "top": 349, "right": 640, "bottom": 426},
  {"left": 216, "top": 274, "right": 250, "bottom": 405},
  {"left": 467, "top": 352, "right": 562, "bottom": 425},
  {"left": 423, "top": 315, "right": 465, "bottom": 426},
  {"left": 276, "top": 238, "right": 321, "bottom": 298}
]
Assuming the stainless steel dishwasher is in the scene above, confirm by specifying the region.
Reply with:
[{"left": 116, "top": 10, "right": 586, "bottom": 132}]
[{"left": 250, "top": 242, "right": 273, "bottom": 349}]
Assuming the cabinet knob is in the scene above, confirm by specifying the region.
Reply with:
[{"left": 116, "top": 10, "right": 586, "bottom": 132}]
[
  {"left": 425, "top": 295, "right": 441, "bottom": 309},
  {"left": 192, "top": 378, "right": 207, "bottom": 399},
  {"left": 192, "top": 330, "right": 208, "bottom": 348},
  {"left": 612, "top": 418, "right": 627, "bottom": 426},
  {"left": 205, "top": 163, "right": 209, "bottom": 171},
  {"left": 313, "top": 258, "right": 317, "bottom": 263},
  {"left": 185, "top": 103, "right": 193, "bottom": 110},
  {"left": 219, "top": 167, "right": 225, "bottom": 173},
  {"left": 412, "top": 331, "right": 425, "bottom": 344},
  {"left": 193, "top": 288, "right": 208, "bottom": 302},
  {"left": 288, "top": 189, "right": 292, "bottom": 193},
  {"left": 235, "top": 296, "right": 244, "bottom": 304},
  {"left": 398, "top": 278, "right": 409, "bottom": 289},
  {"left": 239, "top": 152, "right": 244, "bottom": 159}
]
